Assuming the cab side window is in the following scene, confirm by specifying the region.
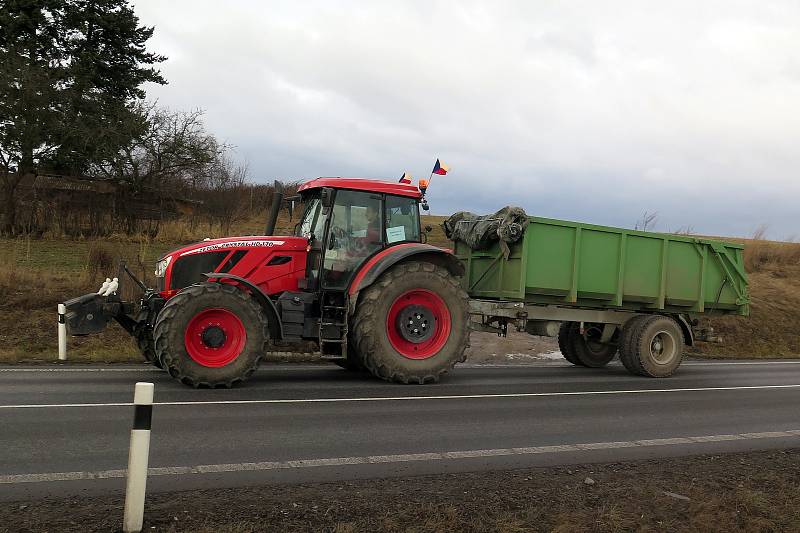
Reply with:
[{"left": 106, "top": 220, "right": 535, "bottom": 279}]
[{"left": 384, "top": 195, "right": 420, "bottom": 244}]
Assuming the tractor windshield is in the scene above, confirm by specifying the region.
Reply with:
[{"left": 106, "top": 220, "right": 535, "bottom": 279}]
[{"left": 296, "top": 192, "right": 325, "bottom": 242}]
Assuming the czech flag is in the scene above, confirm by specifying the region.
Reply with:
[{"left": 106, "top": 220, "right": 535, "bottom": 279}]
[
  {"left": 398, "top": 172, "right": 413, "bottom": 184},
  {"left": 432, "top": 159, "right": 450, "bottom": 176}
]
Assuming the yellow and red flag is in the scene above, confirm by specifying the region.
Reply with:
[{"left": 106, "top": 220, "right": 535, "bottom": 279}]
[{"left": 432, "top": 159, "right": 450, "bottom": 176}]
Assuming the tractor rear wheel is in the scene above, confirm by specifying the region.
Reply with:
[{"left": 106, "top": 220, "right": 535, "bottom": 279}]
[
  {"left": 153, "top": 282, "right": 269, "bottom": 388},
  {"left": 352, "top": 261, "right": 469, "bottom": 384},
  {"left": 333, "top": 337, "right": 366, "bottom": 372},
  {"left": 557, "top": 322, "right": 583, "bottom": 366}
]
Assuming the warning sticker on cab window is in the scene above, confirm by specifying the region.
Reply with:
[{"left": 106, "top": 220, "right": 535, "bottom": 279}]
[{"left": 386, "top": 226, "right": 406, "bottom": 243}]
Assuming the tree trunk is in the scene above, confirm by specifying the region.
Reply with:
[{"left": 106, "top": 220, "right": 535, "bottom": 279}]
[{"left": 0, "top": 174, "right": 23, "bottom": 235}]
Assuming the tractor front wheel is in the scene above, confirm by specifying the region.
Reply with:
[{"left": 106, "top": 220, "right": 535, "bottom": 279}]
[
  {"left": 352, "top": 261, "right": 469, "bottom": 384},
  {"left": 133, "top": 324, "right": 162, "bottom": 369},
  {"left": 153, "top": 282, "right": 269, "bottom": 388}
]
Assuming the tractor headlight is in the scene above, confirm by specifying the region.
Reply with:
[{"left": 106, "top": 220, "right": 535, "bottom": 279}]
[{"left": 154, "top": 255, "right": 172, "bottom": 277}]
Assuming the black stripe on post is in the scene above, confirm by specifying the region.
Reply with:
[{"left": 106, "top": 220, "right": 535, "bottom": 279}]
[
  {"left": 58, "top": 314, "right": 65, "bottom": 324},
  {"left": 133, "top": 404, "right": 152, "bottom": 430}
]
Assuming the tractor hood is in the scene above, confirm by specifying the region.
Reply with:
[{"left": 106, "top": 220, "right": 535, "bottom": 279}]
[
  {"left": 155, "top": 236, "right": 310, "bottom": 298},
  {"left": 159, "top": 235, "right": 308, "bottom": 263}
]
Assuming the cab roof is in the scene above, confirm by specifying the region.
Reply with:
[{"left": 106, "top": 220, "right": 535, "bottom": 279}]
[{"left": 297, "top": 177, "right": 423, "bottom": 199}]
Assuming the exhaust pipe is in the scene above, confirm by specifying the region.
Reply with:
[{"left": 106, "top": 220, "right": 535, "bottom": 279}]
[{"left": 265, "top": 180, "right": 284, "bottom": 235}]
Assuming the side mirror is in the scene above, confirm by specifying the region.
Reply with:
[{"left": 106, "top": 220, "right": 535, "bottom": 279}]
[{"left": 321, "top": 187, "right": 333, "bottom": 214}]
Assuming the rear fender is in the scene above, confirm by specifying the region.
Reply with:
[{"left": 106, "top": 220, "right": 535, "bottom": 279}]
[
  {"left": 348, "top": 244, "right": 464, "bottom": 307},
  {"left": 204, "top": 273, "right": 283, "bottom": 340}
]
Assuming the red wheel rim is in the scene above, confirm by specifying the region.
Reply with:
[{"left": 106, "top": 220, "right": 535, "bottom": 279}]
[
  {"left": 386, "top": 289, "right": 451, "bottom": 360},
  {"left": 184, "top": 308, "right": 247, "bottom": 367}
]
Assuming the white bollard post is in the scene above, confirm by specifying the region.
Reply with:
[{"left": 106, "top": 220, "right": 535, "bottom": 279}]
[
  {"left": 123, "top": 382, "right": 154, "bottom": 533},
  {"left": 57, "top": 303, "right": 67, "bottom": 361}
]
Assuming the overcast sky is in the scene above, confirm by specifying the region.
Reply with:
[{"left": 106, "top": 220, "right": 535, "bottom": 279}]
[{"left": 135, "top": 1, "right": 800, "bottom": 239}]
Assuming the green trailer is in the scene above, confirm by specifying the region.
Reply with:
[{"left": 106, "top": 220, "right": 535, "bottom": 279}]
[{"left": 452, "top": 216, "right": 749, "bottom": 377}]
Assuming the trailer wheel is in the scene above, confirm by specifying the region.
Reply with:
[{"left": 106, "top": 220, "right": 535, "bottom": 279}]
[
  {"left": 153, "top": 282, "right": 269, "bottom": 388},
  {"left": 621, "top": 315, "right": 684, "bottom": 377},
  {"left": 557, "top": 322, "right": 583, "bottom": 366},
  {"left": 618, "top": 315, "right": 648, "bottom": 375},
  {"left": 571, "top": 324, "right": 618, "bottom": 368},
  {"left": 352, "top": 261, "right": 469, "bottom": 384},
  {"left": 133, "top": 324, "right": 162, "bottom": 369}
]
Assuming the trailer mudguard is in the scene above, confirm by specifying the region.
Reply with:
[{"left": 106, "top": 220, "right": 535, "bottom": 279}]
[
  {"left": 348, "top": 243, "right": 464, "bottom": 298},
  {"left": 204, "top": 272, "right": 284, "bottom": 339},
  {"left": 674, "top": 314, "right": 695, "bottom": 347}
]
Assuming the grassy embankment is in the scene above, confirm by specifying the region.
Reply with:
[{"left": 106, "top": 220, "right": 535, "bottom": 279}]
[{"left": 0, "top": 214, "right": 797, "bottom": 362}]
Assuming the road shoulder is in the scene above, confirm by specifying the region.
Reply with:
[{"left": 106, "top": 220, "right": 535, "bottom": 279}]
[{"left": 3, "top": 448, "right": 799, "bottom": 533}]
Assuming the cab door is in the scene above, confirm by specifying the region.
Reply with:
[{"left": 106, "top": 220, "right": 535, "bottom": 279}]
[{"left": 322, "top": 190, "right": 384, "bottom": 290}]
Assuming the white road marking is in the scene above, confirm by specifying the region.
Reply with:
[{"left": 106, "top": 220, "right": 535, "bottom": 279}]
[
  {"left": 0, "top": 368, "right": 159, "bottom": 372},
  {"left": 462, "top": 361, "right": 800, "bottom": 368},
  {"left": 2, "top": 429, "right": 798, "bottom": 485},
  {"left": 683, "top": 361, "right": 800, "bottom": 366},
  {"left": 2, "top": 383, "right": 800, "bottom": 410}
]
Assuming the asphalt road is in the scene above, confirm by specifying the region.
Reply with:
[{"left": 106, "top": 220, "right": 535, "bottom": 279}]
[{"left": 2, "top": 359, "right": 800, "bottom": 501}]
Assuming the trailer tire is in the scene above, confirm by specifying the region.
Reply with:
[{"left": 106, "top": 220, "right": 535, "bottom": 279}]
[
  {"left": 571, "top": 324, "right": 618, "bottom": 368},
  {"left": 133, "top": 324, "right": 162, "bottom": 369},
  {"left": 153, "top": 282, "right": 269, "bottom": 388},
  {"left": 352, "top": 261, "right": 469, "bottom": 384},
  {"left": 622, "top": 315, "right": 684, "bottom": 377},
  {"left": 618, "top": 315, "right": 648, "bottom": 375},
  {"left": 558, "top": 322, "right": 583, "bottom": 366}
]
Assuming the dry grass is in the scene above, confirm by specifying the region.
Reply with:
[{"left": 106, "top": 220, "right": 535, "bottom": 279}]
[
  {"left": 0, "top": 216, "right": 798, "bottom": 361},
  {"left": 743, "top": 228, "right": 800, "bottom": 273},
  {"left": 694, "top": 229, "right": 800, "bottom": 358}
]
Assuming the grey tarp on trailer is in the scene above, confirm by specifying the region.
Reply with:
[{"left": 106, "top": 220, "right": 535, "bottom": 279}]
[{"left": 442, "top": 206, "right": 528, "bottom": 258}]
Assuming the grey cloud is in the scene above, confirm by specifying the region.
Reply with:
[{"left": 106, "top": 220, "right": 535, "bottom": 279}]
[{"left": 136, "top": 0, "right": 800, "bottom": 239}]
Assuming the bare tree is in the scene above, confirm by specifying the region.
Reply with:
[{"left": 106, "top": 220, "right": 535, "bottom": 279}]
[
  {"left": 91, "top": 105, "right": 224, "bottom": 193},
  {"left": 199, "top": 155, "right": 249, "bottom": 234},
  {"left": 635, "top": 211, "right": 659, "bottom": 232}
]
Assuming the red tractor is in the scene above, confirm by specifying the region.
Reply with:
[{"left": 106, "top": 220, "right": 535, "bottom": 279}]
[{"left": 64, "top": 178, "right": 470, "bottom": 387}]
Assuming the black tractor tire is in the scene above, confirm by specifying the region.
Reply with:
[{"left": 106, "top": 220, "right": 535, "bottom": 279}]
[
  {"left": 333, "top": 336, "right": 367, "bottom": 372},
  {"left": 571, "top": 324, "right": 618, "bottom": 368},
  {"left": 618, "top": 315, "right": 649, "bottom": 375},
  {"left": 351, "top": 261, "right": 469, "bottom": 384},
  {"left": 621, "top": 315, "right": 684, "bottom": 378},
  {"left": 153, "top": 282, "right": 269, "bottom": 388},
  {"left": 557, "top": 322, "right": 583, "bottom": 366},
  {"left": 133, "top": 324, "right": 162, "bottom": 369}
]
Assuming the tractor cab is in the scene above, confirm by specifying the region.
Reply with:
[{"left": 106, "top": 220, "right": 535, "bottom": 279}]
[{"left": 294, "top": 178, "right": 424, "bottom": 293}]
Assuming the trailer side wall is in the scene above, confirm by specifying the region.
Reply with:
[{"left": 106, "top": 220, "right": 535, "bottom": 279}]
[{"left": 455, "top": 217, "right": 749, "bottom": 316}]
